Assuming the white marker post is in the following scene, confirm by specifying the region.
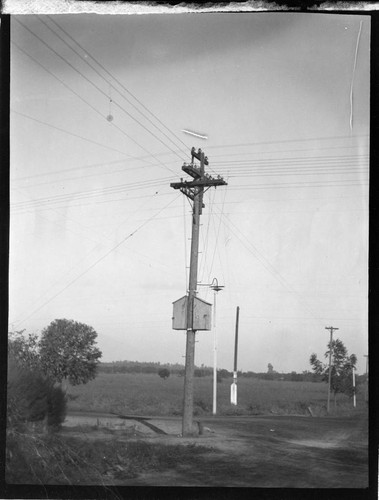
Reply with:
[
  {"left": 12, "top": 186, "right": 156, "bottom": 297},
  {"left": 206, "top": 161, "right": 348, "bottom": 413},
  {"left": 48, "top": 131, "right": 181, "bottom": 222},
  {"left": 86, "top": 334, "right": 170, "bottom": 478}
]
[
  {"left": 231, "top": 306, "right": 239, "bottom": 406},
  {"left": 353, "top": 366, "right": 356, "bottom": 408}
]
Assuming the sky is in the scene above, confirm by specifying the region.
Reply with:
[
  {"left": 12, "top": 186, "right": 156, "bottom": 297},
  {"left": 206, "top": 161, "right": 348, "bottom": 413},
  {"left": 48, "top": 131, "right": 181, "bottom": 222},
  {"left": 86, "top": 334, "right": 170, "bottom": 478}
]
[{"left": 9, "top": 12, "right": 369, "bottom": 374}]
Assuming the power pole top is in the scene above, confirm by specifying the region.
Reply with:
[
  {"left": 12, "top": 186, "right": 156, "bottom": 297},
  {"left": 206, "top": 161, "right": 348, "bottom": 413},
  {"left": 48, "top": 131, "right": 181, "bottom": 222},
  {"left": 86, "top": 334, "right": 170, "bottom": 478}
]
[{"left": 170, "top": 148, "right": 227, "bottom": 214}]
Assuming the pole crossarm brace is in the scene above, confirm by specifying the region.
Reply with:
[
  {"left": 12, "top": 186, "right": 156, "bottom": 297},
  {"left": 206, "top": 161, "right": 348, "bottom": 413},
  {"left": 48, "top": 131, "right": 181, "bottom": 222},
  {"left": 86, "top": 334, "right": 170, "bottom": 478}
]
[
  {"left": 170, "top": 177, "right": 227, "bottom": 189},
  {"left": 170, "top": 148, "right": 227, "bottom": 210}
]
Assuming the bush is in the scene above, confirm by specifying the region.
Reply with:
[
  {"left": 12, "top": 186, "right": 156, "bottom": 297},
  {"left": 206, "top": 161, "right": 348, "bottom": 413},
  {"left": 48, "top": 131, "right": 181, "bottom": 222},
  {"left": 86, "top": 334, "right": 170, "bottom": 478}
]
[
  {"left": 158, "top": 368, "right": 170, "bottom": 380},
  {"left": 47, "top": 385, "right": 67, "bottom": 429},
  {"left": 7, "top": 357, "right": 49, "bottom": 427},
  {"left": 7, "top": 355, "right": 66, "bottom": 431}
]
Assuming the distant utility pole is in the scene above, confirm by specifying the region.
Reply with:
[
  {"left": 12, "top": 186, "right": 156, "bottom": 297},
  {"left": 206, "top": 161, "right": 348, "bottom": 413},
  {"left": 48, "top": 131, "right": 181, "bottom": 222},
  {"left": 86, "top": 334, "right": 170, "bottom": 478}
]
[
  {"left": 364, "top": 354, "right": 368, "bottom": 402},
  {"left": 171, "top": 148, "right": 227, "bottom": 436},
  {"left": 325, "top": 326, "right": 339, "bottom": 414}
]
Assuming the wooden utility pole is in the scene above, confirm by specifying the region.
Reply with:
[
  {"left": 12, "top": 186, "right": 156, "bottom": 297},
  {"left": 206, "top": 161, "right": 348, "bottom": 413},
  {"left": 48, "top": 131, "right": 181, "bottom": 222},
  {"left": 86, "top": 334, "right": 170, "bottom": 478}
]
[
  {"left": 171, "top": 148, "right": 227, "bottom": 436},
  {"left": 325, "top": 326, "right": 338, "bottom": 414}
]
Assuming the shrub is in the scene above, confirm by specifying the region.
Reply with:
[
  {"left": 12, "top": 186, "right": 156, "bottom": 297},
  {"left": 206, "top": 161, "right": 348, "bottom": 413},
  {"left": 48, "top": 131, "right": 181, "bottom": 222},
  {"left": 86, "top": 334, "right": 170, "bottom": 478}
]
[
  {"left": 7, "top": 355, "right": 66, "bottom": 431},
  {"left": 158, "top": 368, "right": 170, "bottom": 380},
  {"left": 47, "top": 385, "right": 67, "bottom": 430},
  {"left": 7, "top": 357, "right": 49, "bottom": 427}
]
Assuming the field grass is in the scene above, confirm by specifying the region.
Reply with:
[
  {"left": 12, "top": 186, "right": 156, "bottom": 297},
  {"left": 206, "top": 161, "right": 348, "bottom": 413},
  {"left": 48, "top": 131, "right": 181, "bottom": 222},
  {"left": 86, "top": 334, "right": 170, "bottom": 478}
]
[
  {"left": 67, "top": 373, "right": 366, "bottom": 417},
  {"left": 6, "top": 427, "right": 216, "bottom": 486}
]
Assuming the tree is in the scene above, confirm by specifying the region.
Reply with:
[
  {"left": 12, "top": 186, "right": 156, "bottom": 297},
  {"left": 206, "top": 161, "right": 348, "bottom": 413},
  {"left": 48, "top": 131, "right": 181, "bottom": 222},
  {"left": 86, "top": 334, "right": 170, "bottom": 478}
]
[
  {"left": 39, "top": 319, "right": 102, "bottom": 389},
  {"left": 310, "top": 338, "right": 357, "bottom": 407},
  {"left": 158, "top": 368, "right": 170, "bottom": 380},
  {"left": 8, "top": 330, "right": 40, "bottom": 370}
]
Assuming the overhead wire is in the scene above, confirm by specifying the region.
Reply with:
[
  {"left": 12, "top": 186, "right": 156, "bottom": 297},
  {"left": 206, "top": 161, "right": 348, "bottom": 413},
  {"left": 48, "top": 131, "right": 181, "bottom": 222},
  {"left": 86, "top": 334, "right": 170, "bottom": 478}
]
[
  {"left": 198, "top": 188, "right": 215, "bottom": 286},
  {"left": 36, "top": 16, "right": 187, "bottom": 162},
  {"left": 10, "top": 177, "right": 172, "bottom": 213},
  {"left": 207, "top": 142, "right": 368, "bottom": 159},
  {"left": 212, "top": 207, "right": 335, "bottom": 325},
  {"left": 182, "top": 194, "right": 189, "bottom": 292},
  {"left": 13, "top": 193, "right": 182, "bottom": 328},
  {"left": 203, "top": 134, "right": 369, "bottom": 151},
  {"left": 13, "top": 19, "right": 178, "bottom": 175},
  {"left": 14, "top": 189, "right": 169, "bottom": 317},
  {"left": 45, "top": 14, "right": 191, "bottom": 156},
  {"left": 11, "top": 108, "right": 135, "bottom": 159},
  {"left": 11, "top": 42, "right": 161, "bottom": 170},
  {"left": 226, "top": 179, "right": 368, "bottom": 191},
  {"left": 209, "top": 178, "right": 229, "bottom": 289},
  {"left": 212, "top": 153, "right": 368, "bottom": 165}
]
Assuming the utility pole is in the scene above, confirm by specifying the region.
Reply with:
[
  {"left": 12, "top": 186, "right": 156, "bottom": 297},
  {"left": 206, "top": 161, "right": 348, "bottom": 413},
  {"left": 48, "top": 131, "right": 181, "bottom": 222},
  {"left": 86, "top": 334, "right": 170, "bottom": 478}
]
[
  {"left": 171, "top": 148, "right": 227, "bottom": 436},
  {"left": 364, "top": 354, "right": 368, "bottom": 403},
  {"left": 325, "top": 326, "right": 339, "bottom": 414},
  {"left": 231, "top": 306, "right": 240, "bottom": 405}
]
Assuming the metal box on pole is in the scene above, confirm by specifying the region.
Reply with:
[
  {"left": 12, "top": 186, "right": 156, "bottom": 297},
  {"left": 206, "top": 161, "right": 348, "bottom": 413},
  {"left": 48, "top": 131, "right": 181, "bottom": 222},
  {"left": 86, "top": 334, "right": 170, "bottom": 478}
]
[{"left": 172, "top": 296, "right": 212, "bottom": 331}]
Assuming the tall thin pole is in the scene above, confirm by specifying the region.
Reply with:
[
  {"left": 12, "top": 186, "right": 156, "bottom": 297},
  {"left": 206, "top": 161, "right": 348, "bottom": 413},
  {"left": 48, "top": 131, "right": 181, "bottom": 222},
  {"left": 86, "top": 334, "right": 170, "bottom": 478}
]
[
  {"left": 234, "top": 306, "right": 240, "bottom": 374},
  {"left": 231, "top": 306, "right": 240, "bottom": 405},
  {"left": 325, "top": 326, "right": 338, "bottom": 414},
  {"left": 182, "top": 158, "right": 203, "bottom": 436},
  {"left": 212, "top": 287, "right": 217, "bottom": 415},
  {"left": 352, "top": 366, "right": 356, "bottom": 408}
]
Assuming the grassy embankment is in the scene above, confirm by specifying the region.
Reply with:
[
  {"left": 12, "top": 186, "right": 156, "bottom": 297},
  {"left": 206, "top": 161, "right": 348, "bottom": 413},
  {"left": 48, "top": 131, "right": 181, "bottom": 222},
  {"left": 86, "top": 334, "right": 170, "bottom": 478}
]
[{"left": 67, "top": 372, "right": 366, "bottom": 417}]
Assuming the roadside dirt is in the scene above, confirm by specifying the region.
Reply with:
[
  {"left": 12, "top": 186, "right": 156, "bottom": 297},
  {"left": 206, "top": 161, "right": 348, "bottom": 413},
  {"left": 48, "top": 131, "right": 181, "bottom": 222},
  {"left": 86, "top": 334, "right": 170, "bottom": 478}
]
[{"left": 62, "top": 411, "right": 368, "bottom": 488}]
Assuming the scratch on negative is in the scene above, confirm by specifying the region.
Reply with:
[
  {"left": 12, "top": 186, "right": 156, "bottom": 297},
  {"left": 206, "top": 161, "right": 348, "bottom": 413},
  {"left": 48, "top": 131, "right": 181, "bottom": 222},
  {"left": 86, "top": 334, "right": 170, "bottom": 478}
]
[{"left": 350, "top": 20, "right": 363, "bottom": 133}]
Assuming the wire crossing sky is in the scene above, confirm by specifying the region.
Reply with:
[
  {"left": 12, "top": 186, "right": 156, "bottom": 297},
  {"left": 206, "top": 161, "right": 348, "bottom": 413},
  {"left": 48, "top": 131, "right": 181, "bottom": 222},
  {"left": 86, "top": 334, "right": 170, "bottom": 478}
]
[{"left": 9, "top": 12, "right": 369, "bottom": 373}]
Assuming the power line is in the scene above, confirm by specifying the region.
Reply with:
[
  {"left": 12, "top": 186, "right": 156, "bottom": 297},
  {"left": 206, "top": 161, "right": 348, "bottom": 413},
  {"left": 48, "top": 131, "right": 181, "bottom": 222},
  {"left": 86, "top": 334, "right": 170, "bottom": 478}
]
[
  {"left": 10, "top": 177, "right": 172, "bottom": 212},
  {"left": 208, "top": 143, "right": 368, "bottom": 159},
  {"left": 11, "top": 41, "right": 162, "bottom": 170},
  {"left": 212, "top": 153, "right": 368, "bottom": 166},
  {"left": 203, "top": 134, "right": 369, "bottom": 151},
  {"left": 37, "top": 15, "right": 187, "bottom": 161},
  {"left": 213, "top": 208, "right": 330, "bottom": 325},
  {"left": 11, "top": 109, "right": 135, "bottom": 159},
  {"left": 13, "top": 194, "right": 182, "bottom": 328},
  {"left": 13, "top": 20, "right": 178, "bottom": 175},
  {"left": 11, "top": 191, "right": 172, "bottom": 215},
  {"left": 45, "top": 15, "right": 190, "bottom": 155},
  {"left": 227, "top": 180, "right": 368, "bottom": 191},
  {"left": 12, "top": 190, "right": 172, "bottom": 316}
]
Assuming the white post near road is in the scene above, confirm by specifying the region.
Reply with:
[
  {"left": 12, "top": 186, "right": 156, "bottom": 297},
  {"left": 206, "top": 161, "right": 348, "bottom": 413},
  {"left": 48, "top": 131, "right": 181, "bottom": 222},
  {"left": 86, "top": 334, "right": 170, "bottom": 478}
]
[{"left": 353, "top": 366, "right": 356, "bottom": 408}]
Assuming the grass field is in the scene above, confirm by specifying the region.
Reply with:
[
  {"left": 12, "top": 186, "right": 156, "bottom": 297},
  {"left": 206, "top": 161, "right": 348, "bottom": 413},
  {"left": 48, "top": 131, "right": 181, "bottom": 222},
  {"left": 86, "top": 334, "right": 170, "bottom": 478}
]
[{"left": 66, "top": 373, "right": 366, "bottom": 417}]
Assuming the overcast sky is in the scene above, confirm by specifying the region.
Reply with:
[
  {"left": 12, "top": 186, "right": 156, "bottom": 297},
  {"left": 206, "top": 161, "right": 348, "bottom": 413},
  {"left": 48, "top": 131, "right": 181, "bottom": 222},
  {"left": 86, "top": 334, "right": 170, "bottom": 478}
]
[{"left": 9, "top": 12, "right": 369, "bottom": 374}]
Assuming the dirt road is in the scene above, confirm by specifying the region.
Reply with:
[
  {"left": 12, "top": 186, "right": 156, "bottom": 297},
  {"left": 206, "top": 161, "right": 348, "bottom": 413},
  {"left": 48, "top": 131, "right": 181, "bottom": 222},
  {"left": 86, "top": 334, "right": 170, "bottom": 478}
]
[{"left": 64, "top": 411, "right": 368, "bottom": 488}]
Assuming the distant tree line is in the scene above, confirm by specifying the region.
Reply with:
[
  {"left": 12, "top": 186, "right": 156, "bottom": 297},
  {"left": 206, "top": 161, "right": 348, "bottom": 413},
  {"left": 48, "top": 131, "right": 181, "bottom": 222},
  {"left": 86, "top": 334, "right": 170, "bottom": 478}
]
[{"left": 96, "top": 360, "right": 370, "bottom": 383}]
